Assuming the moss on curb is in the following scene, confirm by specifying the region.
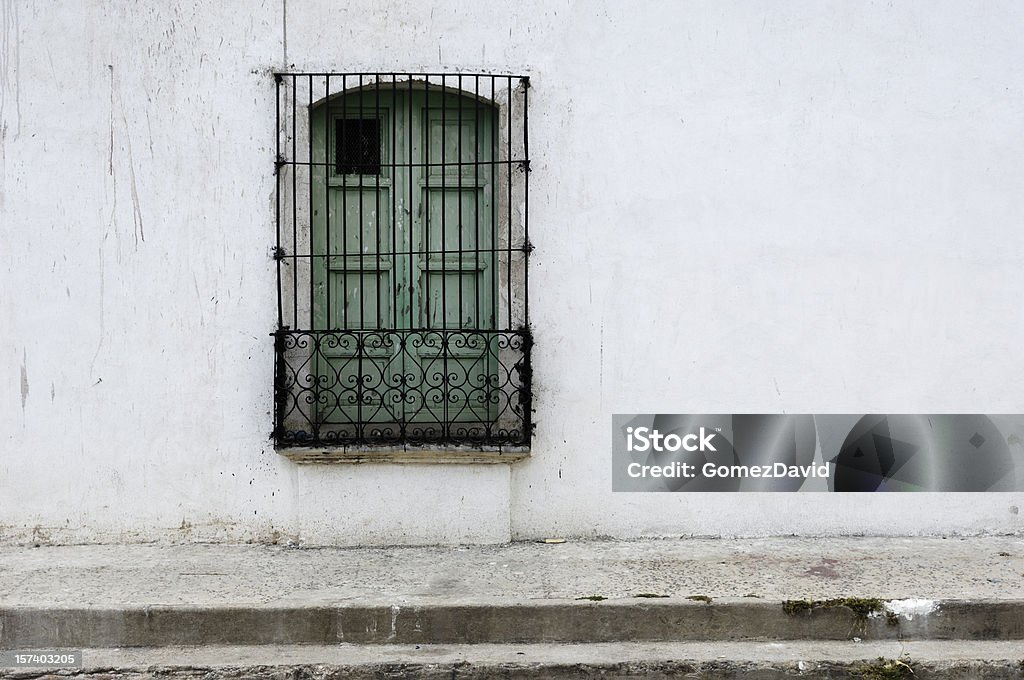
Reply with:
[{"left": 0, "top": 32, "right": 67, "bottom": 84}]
[
  {"left": 856, "top": 656, "right": 915, "bottom": 679},
  {"left": 782, "top": 597, "right": 887, "bottom": 620}
]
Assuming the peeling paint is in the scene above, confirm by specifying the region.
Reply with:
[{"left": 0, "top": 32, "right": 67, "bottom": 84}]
[
  {"left": 388, "top": 604, "right": 400, "bottom": 641},
  {"left": 19, "top": 348, "right": 28, "bottom": 411},
  {"left": 281, "top": 0, "right": 287, "bottom": 66},
  {"left": 0, "top": 0, "right": 21, "bottom": 212},
  {"left": 107, "top": 65, "right": 114, "bottom": 176},
  {"left": 107, "top": 65, "right": 145, "bottom": 249},
  {"left": 90, "top": 242, "right": 105, "bottom": 376},
  {"left": 0, "top": 0, "right": 21, "bottom": 140}
]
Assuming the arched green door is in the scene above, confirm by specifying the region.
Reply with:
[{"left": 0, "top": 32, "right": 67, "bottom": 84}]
[{"left": 310, "top": 85, "right": 497, "bottom": 437}]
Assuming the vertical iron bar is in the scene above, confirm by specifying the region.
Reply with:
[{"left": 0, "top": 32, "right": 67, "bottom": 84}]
[
  {"left": 408, "top": 76, "right": 415, "bottom": 333},
  {"left": 457, "top": 74, "right": 464, "bottom": 333},
  {"left": 306, "top": 75, "right": 314, "bottom": 331},
  {"left": 274, "top": 331, "right": 285, "bottom": 444},
  {"left": 406, "top": 75, "right": 414, "bottom": 435},
  {"left": 291, "top": 76, "right": 298, "bottom": 330},
  {"left": 473, "top": 75, "right": 481, "bottom": 332},
  {"left": 358, "top": 76, "right": 365, "bottom": 333},
  {"left": 375, "top": 76, "right": 382, "bottom": 331},
  {"left": 490, "top": 75, "right": 498, "bottom": 331},
  {"left": 340, "top": 75, "right": 351, "bottom": 439},
  {"left": 519, "top": 77, "right": 531, "bottom": 446},
  {"left": 521, "top": 330, "right": 533, "bottom": 446},
  {"left": 340, "top": 75, "right": 348, "bottom": 329},
  {"left": 506, "top": 76, "right": 513, "bottom": 331},
  {"left": 488, "top": 75, "right": 497, "bottom": 436},
  {"left": 390, "top": 74, "right": 398, "bottom": 331},
  {"left": 440, "top": 75, "right": 448, "bottom": 438},
  {"left": 373, "top": 77, "right": 383, "bottom": 433},
  {"left": 522, "top": 76, "right": 530, "bottom": 328},
  {"left": 390, "top": 74, "right": 399, "bottom": 436},
  {"left": 424, "top": 77, "right": 431, "bottom": 329},
  {"left": 325, "top": 75, "right": 331, "bottom": 332},
  {"left": 472, "top": 75, "right": 482, "bottom": 429},
  {"left": 274, "top": 75, "right": 284, "bottom": 441},
  {"left": 307, "top": 76, "right": 315, "bottom": 331},
  {"left": 342, "top": 79, "right": 353, "bottom": 438},
  {"left": 325, "top": 76, "right": 335, "bottom": 440},
  {"left": 355, "top": 76, "right": 365, "bottom": 441},
  {"left": 275, "top": 75, "right": 283, "bottom": 329},
  {"left": 523, "top": 77, "right": 531, "bottom": 444},
  {"left": 308, "top": 75, "right": 318, "bottom": 441}
]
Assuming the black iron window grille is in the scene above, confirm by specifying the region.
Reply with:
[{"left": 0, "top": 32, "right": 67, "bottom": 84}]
[{"left": 273, "top": 73, "right": 532, "bottom": 449}]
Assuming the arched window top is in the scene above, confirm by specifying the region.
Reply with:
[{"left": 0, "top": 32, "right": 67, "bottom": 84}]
[
  {"left": 308, "top": 77, "right": 505, "bottom": 112},
  {"left": 311, "top": 77, "right": 503, "bottom": 111}
]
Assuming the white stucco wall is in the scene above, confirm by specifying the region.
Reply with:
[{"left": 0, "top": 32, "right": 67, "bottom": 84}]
[{"left": 2, "top": 0, "right": 1023, "bottom": 545}]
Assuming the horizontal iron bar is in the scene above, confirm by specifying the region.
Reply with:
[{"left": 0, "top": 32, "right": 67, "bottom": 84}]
[
  {"left": 274, "top": 72, "right": 528, "bottom": 79},
  {"left": 272, "top": 329, "right": 529, "bottom": 335},
  {"left": 276, "top": 159, "right": 528, "bottom": 169},
  {"left": 276, "top": 247, "right": 529, "bottom": 258}
]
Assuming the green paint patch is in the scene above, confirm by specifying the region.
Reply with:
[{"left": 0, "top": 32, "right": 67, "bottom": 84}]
[{"left": 686, "top": 595, "right": 713, "bottom": 604}]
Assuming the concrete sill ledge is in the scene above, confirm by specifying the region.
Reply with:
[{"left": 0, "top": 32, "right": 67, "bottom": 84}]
[{"left": 276, "top": 445, "right": 530, "bottom": 464}]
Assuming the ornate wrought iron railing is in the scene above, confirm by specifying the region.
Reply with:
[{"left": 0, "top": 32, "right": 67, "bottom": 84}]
[{"left": 272, "top": 73, "right": 531, "bottom": 448}]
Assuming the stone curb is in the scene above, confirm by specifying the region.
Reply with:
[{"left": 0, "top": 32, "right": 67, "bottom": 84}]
[
  {"left": 3, "top": 599, "right": 1023, "bottom": 647},
  {"left": 4, "top": 660, "right": 1024, "bottom": 680}
]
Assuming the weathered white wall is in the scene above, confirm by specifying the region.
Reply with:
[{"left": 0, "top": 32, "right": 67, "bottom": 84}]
[{"left": 2, "top": 0, "right": 1024, "bottom": 545}]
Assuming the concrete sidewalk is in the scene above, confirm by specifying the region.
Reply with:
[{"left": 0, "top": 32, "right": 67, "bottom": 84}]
[
  {"left": 3, "top": 536, "right": 1024, "bottom": 677},
  {"left": 2, "top": 535, "right": 1023, "bottom": 607}
]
